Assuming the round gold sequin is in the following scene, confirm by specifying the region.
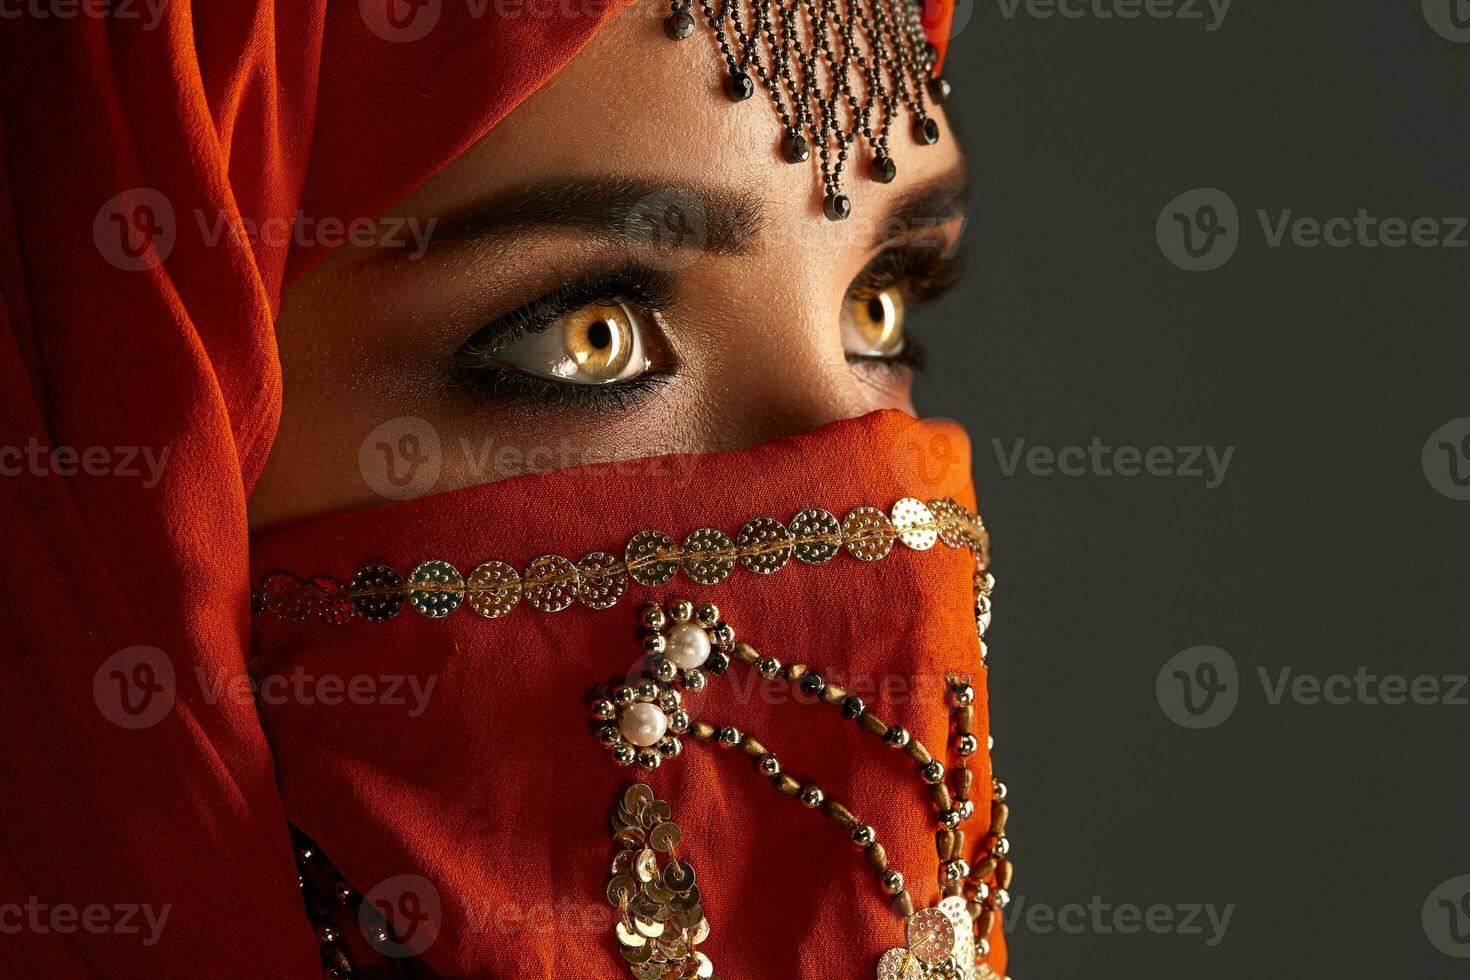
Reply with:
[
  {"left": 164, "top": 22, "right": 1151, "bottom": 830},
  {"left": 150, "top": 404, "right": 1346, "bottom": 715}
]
[
  {"left": 789, "top": 506, "right": 842, "bottom": 564},
  {"left": 607, "top": 874, "right": 637, "bottom": 906},
  {"left": 735, "top": 517, "right": 794, "bottom": 575},
  {"left": 616, "top": 921, "right": 648, "bottom": 948},
  {"left": 349, "top": 563, "right": 406, "bottom": 621},
  {"left": 937, "top": 896, "right": 976, "bottom": 969},
  {"left": 928, "top": 497, "right": 969, "bottom": 549},
  {"left": 311, "top": 575, "right": 354, "bottom": 625},
  {"left": 523, "top": 554, "right": 579, "bottom": 612},
  {"left": 626, "top": 530, "right": 679, "bottom": 586},
  {"left": 680, "top": 528, "right": 736, "bottom": 585},
  {"left": 906, "top": 907, "right": 956, "bottom": 964},
  {"left": 842, "top": 507, "right": 896, "bottom": 562},
  {"left": 577, "top": 551, "right": 628, "bottom": 610},
  {"left": 466, "top": 560, "right": 521, "bottom": 619},
  {"left": 261, "top": 572, "right": 313, "bottom": 621},
  {"left": 408, "top": 560, "right": 464, "bottom": 618},
  {"left": 877, "top": 948, "right": 923, "bottom": 980},
  {"left": 649, "top": 822, "right": 682, "bottom": 853},
  {"left": 891, "top": 497, "right": 938, "bottom": 551}
]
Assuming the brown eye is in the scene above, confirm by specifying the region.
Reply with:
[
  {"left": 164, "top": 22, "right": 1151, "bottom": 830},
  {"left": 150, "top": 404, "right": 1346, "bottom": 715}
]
[
  {"left": 843, "top": 286, "right": 907, "bottom": 358},
  {"left": 491, "top": 301, "right": 652, "bottom": 385}
]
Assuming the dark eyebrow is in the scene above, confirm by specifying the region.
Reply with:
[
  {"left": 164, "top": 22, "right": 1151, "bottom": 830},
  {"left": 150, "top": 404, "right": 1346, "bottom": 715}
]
[
  {"left": 871, "top": 163, "right": 972, "bottom": 249},
  {"left": 419, "top": 177, "right": 769, "bottom": 256}
]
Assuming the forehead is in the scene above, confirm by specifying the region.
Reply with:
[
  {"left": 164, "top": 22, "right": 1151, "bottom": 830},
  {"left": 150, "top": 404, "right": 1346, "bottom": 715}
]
[{"left": 393, "top": 6, "right": 964, "bottom": 247}]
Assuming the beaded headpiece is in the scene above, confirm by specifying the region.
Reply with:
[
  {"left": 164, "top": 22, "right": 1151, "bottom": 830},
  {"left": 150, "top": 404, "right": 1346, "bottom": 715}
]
[{"left": 662, "top": 0, "right": 952, "bottom": 221}]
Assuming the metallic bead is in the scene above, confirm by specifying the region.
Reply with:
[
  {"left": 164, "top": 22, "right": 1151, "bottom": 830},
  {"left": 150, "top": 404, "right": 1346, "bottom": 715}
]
[
  {"left": 972, "top": 881, "right": 990, "bottom": 904},
  {"left": 658, "top": 736, "right": 683, "bottom": 759},
  {"left": 799, "top": 672, "right": 826, "bottom": 698},
  {"left": 958, "top": 799, "right": 975, "bottom": 821},
  {"left": 705, "top": 651, "right": 730, "bottom": 675},
  {"left": 643, "top": 633, "right": 668, "bottom": 657},
  {"left": 944, "top": 860, "right": 968, "bottom": 883},
  {"left": 695, "top": 603, "right": 720, "bottom": 627},
  {"left": 993, "top": 780, "right": 1008, "bottom": 801},
  {"left": 670, "top": 600, "right": 695, "bottom": 623},
  {"left": 315, "top": 925, "right": 339, "bottom": 944},
  {"left": 726, "top": 70, "right": 755, "bottom": 101},
  {"left": 717, "top": 726, "right": 742, "bottom": 748},
  {"left": 641, "top": 603, "right": 667, "bottom": 632},
  {"left": 782, "top": 132, "right": 812, "bottom": 164},
  {"left": 657, "top": 687, "right": 682, "bottom": 711},
  {"left": 636, "top": 680, "right": 659, "bottom": 701},
  {"left": 870, "top": 154, "right": 897, "bottom": 184},
  {"left": 592, "top": 699, "right": 617, "bottom": 721},
  {"left": 921, "top": 760, "right": 946, "bottom": 784},
  {"left": 759, "top": 755, "right": 780, "bottom": 776},
  {"left": 757, "top": 657, "right": 782, "bottom": 680},
  {"left": 881, "top": 870, "right": 905, "bottom": 895},
  {"left": 682, "top": 669, "right": 708, "bottom": 692},
  {"left": 652, "top": 657, "right": 678, "bottom": 683},
  {"left": 991, "top": 835, "right": 1010, "bottom": 858},
  {"left": 669, "top": 709, "right": 691, "bottom": 734},
  {"left": 940, "top": 809, "right": 962, "bottom": 829},
  {"left": 852, "top": 824, "right": 876, "bottom": 846},
  {"left": 951, "top": 682, "right": 975, "bottom": 707},
  {"left": 929, "top": 76, "right": 952, "bottom": 104},
  {"left": 598, "top": 725, "right": 622, "bottom": 747},
  {"left": 841, "top": 695, "right": 865, "bottom": 719},
  {"left": 614, "top": 686, "right": 636, "bottom": 707},
  {"left": 823, "top": 193, "right": 852, "bottom": 222},
  {"left": 613, "top": 744, "right": 636, "bottom": 766},
  {"left": 885, "top": 726, "right": 911, "bottom": 749},
  {"left": 976, "top": 937, "right": 992, "bottom": 960},
  {"left": 664, "top": 10, "right": 695, "bottom": 39},
  {"left": 990, "top": 888, "right": 1011, "bottom": 910},
  {"left": 957, "top": 733, "right": 980, "bottom": 756},
  {"left": 710, "top": 622, "right": 735, "bottom": 648},
  {"left": 915, "top": 116, "right": 941, "bottom": 145},
  {"left": 637, "top": 748, "right": 661, "bottom": 770},
  {"left": 295, "top": 845, "right": 316, "bottom": 863},
  {"left": 800, "top": 786, "right": 824, "bottom": 808}
]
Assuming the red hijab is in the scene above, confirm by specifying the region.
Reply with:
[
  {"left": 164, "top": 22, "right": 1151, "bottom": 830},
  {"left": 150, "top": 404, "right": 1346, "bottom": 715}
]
[{"left": 0, "top": 3, "right": 967, "bottom": 977}]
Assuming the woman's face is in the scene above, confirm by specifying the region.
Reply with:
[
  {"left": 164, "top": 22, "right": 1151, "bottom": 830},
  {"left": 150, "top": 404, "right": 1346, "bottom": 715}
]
[{"left": 249, "top": 10, "right": 968, "bottom": 533}]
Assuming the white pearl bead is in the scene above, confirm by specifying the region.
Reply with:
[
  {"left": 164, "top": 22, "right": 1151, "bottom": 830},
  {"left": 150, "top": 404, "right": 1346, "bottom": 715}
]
[
  {"left": 619, "top": 702, "right": 668, "bottom": 747},
  {"left": 666, "top": 622, "right": 712, "bottom": 670}
]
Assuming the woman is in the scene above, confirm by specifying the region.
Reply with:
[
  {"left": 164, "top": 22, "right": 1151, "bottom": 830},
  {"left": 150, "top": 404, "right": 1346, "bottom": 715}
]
[{"left": 0, "top": 1, "right": 1009, "bottom": 977}]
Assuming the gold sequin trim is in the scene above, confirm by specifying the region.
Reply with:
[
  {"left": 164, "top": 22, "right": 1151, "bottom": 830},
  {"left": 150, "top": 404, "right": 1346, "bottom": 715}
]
[{"left": 254, "top": 497, "right": 987, "bottom": 626}]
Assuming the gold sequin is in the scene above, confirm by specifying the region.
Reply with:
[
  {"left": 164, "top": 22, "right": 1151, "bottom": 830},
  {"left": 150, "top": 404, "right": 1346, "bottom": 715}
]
[
  {"left": 877, "top": 948, "right": 923, "bottom": 980},
  {"left": 626, "top": 530, "right": 680, "bottom": 587},
  {"left": 407, "top": 560, "right": 464, "bottom": 618},
  {"left": 842, "top": 507, "right": 897, "bottom": 562},
  {"left": 466, "top": 560, "right": 521, "bottom": 619},
  {"left": 891, "top": 497, "right": 938, "bottom": 551},
  {"left": 578, "top": 551, "right": 628, "bottom": 610},
  {"left": 736, "top": 517, "right": 794, "bottom": 575},
  {"left": 348, "top": 564, "right": 405, "bottom": 621},
  {"left": 905, "top": 907, "right": 955, "bottom": 965},
  {"left": 681, "top": 528, "right": 736, "bottom": 585},
  {"left": 790, "top": 506, "right": 842, "bottom": 564},
  {"left": 523, "top": 554, "right": 579, "bottom": 612}
]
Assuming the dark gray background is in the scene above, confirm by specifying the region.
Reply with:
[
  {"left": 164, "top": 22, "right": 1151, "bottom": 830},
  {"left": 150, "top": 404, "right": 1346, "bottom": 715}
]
[{"left": 920, "top": 2, "right": 1470, "bottom": 977}]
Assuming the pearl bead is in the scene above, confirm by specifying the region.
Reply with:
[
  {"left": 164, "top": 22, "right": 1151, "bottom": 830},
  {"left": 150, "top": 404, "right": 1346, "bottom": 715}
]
[
  {"left": 619, "top": 702, "right": 668, "bottom": 747},
  {"left": 667, "top": 622, "right": 712, "bottom": 669}
]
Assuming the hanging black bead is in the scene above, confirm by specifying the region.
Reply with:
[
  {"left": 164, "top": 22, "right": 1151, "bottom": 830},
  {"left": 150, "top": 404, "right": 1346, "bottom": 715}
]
[
  {"left": 726, "top": 71, "right": 756, "bottom": 102},
  {"left": 870, "top": 155, "right": 898, "bottom": 184},
  {"left": 783, "top": 133, "right": 812, "bottom": 164},
  {"left": 914, "top": 117, "right": 941, "bottom": 145},
  {"left": 823, "top": 193, "right": 853, "bottom": 222},
  {"left": 665, "top": 10, "right": 696, "bottom": 39},
  {"left": 929, "top": 77, "right": 952, "bottom": 104}
]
